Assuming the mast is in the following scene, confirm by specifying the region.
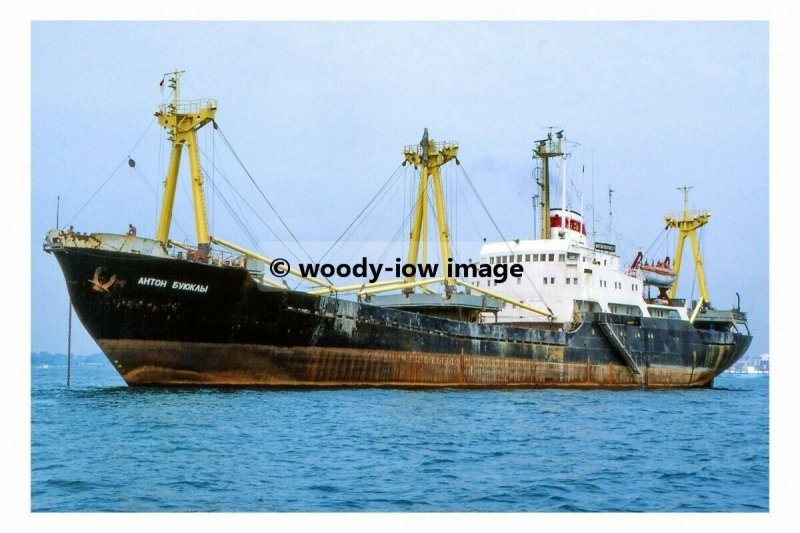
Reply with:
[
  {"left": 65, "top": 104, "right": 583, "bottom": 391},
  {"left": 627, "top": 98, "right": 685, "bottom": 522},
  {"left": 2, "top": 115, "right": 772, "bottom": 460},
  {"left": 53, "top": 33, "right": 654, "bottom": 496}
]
[
  {"left": 154, "top": 70, "right": 217, "bottom": 253},
  {"left": 608, "top": 186, "right": 614, "bottom": 233},
  {"left": 560, "top": 149, "right": 568, "bottom": 228},
  {"left": 665, "top": 185, "right": 711, "bottom": 304},
  {"left": 403, "top": 129, "right": 458, "bottom": 292},
  {"left": 532, "top": 129, "right": 563, "bottom": 240}
]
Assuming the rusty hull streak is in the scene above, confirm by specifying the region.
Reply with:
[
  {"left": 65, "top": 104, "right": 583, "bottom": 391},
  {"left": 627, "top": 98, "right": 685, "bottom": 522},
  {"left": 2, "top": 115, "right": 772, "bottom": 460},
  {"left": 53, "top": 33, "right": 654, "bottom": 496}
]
[{"left": 100, "top": 339, "right": 715, "bottom": 389}]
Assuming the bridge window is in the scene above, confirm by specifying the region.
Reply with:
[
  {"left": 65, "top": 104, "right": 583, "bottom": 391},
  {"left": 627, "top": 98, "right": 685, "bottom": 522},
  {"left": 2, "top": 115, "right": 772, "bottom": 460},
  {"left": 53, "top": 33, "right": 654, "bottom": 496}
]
[
  {"left": 548, "top": 253, "right": 555, "bottom": 261},
  {"left": 566, "top": 278, "right": 571, "bottom": 285},
  {"left": 490, "top": 257, "right": 494, "bottom": 265},
  {"left": 559, "top": 254, "right": 565, "bottom": 262},
  {"left": 525, "top": 254, "right": 531, "bottom": 261},
  {"left": 543, "top": 277, "right": 548, "bottom": 285}
]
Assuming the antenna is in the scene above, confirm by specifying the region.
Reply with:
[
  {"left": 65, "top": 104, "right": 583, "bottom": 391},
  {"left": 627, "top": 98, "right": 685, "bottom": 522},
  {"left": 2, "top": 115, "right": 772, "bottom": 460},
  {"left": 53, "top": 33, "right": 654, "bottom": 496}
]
[
  {"left": 591, "top": 150, "right": 596, "bottom": 241},
  {"left": 56, "top": 195, "right": 60, "bottom": 229},
  {"left": 608, "top": 186, "right": 614, "bottom": 234},
  {"left": 560, "top": 140, "right": 568, "bottom": 228},
  {"left": 678, "top": 185, "right": 693, "bottom": 217},
  {"left": 580, "top": 163, "right": 585, "bottom": 233}
]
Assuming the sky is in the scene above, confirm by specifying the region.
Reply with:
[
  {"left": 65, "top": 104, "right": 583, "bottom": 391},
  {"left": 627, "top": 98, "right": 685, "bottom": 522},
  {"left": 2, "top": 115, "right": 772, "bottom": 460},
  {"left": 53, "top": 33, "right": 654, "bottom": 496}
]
[{"left": 30, "top": 20, "right": 769, "bottom": 356}]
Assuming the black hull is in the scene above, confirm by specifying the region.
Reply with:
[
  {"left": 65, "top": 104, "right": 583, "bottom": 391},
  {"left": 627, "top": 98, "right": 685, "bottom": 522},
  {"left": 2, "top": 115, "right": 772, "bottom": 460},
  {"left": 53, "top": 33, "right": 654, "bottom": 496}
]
[{"left": 50, "top": 246, "right": 751, "bottom": 388}]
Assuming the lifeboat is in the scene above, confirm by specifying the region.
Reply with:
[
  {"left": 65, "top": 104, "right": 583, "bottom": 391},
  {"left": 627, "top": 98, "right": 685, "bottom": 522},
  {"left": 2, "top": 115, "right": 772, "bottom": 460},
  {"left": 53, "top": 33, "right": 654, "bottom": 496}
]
[{"left": 629, "top": 252, "right": 676, "bottom": 288}]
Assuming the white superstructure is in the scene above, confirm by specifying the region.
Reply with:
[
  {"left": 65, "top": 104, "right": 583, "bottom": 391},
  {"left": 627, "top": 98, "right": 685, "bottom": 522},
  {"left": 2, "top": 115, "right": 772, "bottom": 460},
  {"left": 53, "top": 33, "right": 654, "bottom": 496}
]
[{"left": 468, "top": 173, "right": 690, "bottom": 326}]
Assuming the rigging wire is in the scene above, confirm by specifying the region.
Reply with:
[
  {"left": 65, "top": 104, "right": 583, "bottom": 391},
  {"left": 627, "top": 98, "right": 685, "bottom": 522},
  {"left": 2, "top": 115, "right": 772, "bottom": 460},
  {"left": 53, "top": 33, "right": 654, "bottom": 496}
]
[
  {"left": 640, "top": 228, "right": 671, "bottom": 262},
  {"left": 214, "top": 124, "right": 320, "bottom": 266},
  {"left": 202, "top": 149, "right": 258, "bottom": 238},
  {"left": 457, "top": 162, "right": 552, "bottom": 314},
  {"left": 291, "top": 163, "right": 410, "bottom": 291},
  {"left": 157, "top": 117, "right": 165, "bottom": 230},
  {"left": 198, "top": 144, "right": 334, "bottom": 289},
  {"left": 317, "top": 163, "right": 406, "bottom": 264},
  {"left": 201, "top": 142, "right": 274, "bottom": 251},
  {"left": 200, "top": 161, "right": 265, "bottom": 252},
  {"left": 356, "top": 164, "right": 450, "bottom": 290},
  {"left": 458, "top": 175, "right": 486, "bottom": 244},
  {"left": 65, "top": 156, "right": 128, "bottom": 227},
  {"left": 66, "top": 118, "right": 156, "bottom": 227},
  {"left": 197, "top": 148, "right": 291, "bottom": 259},
  {"left": 131, "top": 164, "right": 192, "bottom": 242},
  {"left": 374, "top": 202, "right": 419, "bottom": 270},
  {"left": 401, "top": 167, "right": 407, "bottom": 262},
  {"left": 349, "top": 171, "right": 408, "bottom": 265}
]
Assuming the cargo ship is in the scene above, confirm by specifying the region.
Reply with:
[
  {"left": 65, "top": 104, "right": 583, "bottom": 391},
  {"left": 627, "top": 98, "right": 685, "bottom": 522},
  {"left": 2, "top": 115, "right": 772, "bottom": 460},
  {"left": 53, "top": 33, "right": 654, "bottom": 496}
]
[{"left": 43, "top": 71, "right": 751, "bottom": 388}]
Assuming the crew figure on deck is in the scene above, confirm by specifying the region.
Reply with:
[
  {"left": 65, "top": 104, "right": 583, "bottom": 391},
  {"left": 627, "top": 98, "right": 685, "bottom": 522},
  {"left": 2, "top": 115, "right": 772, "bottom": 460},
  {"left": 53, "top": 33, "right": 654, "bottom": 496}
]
[{"left": 127, "top": 224, "right": 137, "bottom": 236}]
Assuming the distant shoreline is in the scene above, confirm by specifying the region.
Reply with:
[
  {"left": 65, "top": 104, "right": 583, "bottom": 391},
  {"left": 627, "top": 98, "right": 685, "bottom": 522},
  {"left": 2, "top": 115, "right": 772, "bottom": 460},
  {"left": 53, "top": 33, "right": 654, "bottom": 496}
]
[{"left": 31, "top": 352, "right": 107, "bottom": 366}]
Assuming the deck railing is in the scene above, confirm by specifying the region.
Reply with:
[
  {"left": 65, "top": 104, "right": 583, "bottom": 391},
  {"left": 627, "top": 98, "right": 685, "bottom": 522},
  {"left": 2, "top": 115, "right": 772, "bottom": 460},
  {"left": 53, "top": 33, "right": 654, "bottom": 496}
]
[{"left": 157, "top": 99, "right": 217, "bottom": 115}]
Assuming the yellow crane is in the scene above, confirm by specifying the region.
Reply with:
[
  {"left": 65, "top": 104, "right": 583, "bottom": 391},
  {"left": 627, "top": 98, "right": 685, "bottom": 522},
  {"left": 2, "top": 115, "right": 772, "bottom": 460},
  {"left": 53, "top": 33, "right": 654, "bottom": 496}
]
[
  {"left": 154, "top": 70, "right": 217, "bottom": 254},
  {"left": 665, "top": 186, "right": 710, "bottom": 306}
]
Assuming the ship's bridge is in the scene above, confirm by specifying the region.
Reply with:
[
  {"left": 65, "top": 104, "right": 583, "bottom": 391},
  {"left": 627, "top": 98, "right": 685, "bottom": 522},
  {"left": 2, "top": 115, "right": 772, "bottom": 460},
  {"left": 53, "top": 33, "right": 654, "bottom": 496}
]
[{"left": 548, "top": 209, "right": 587, "bottom": 245}]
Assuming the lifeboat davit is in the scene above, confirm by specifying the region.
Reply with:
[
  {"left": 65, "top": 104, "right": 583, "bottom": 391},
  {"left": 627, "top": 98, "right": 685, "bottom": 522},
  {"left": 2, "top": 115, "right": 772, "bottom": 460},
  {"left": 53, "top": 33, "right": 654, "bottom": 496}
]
[{"left": 629, "top": 252, "right": 676, "bottom": 288}]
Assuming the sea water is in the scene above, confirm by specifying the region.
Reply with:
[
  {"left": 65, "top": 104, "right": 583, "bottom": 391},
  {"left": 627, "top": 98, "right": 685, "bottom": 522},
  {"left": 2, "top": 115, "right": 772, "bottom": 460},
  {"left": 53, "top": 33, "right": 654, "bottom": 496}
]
[{"left": 31, "top": 358, "right": 768, "bottom": 512}]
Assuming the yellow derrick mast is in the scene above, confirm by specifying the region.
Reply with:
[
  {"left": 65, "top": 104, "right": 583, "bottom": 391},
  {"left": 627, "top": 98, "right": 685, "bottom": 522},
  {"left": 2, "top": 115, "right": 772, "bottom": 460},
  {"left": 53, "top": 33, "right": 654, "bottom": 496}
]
[
  {"left": 402, "top": 129, "right": 459, "bottom": 292},
  {"left": 154, "top": 70, "right": 217, "bottom": 253},
  {"left": 665, "top": 186, "right": 710, "bottom": 305}
]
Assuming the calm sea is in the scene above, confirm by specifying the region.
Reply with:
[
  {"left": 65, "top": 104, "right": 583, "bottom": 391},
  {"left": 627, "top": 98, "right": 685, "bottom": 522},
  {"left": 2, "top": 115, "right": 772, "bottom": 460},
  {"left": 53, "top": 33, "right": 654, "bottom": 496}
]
[{"left": 31, "top": 358, "right": 768, "bottom": 512}]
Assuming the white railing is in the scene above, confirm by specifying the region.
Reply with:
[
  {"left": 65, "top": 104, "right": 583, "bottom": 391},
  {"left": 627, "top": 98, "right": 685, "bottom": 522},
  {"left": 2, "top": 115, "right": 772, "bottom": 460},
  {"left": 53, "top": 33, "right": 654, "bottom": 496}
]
[
  {"left": 403, "top": 140, "right": 458, "bottom": 154},
  {"left": 665, "top": 209, "right": 709, "bottom": 221},
  {"left": 158, "top": 99, "right": 217, "bottom": 115}
]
